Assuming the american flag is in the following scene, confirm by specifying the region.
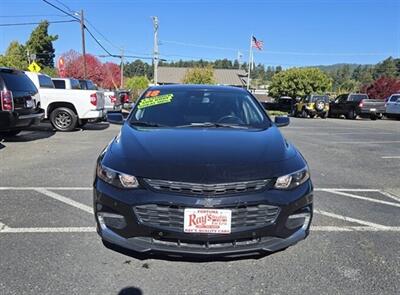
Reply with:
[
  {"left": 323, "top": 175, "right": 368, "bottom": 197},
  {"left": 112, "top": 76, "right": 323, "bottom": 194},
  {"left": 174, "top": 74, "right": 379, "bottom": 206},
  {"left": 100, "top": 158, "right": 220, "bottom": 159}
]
[{"left": 252, "top": 36, "right": 264, "bottom": 50}]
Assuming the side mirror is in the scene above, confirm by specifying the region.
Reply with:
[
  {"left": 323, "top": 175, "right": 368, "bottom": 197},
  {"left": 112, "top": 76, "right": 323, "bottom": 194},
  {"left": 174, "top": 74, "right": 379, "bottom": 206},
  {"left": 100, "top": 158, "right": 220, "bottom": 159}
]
[
  {"left": 107, "top": 111, "right": 125, "bottom": 125},
  {"left": 275, "top": 116, "right": 290, "bottom": 127}
]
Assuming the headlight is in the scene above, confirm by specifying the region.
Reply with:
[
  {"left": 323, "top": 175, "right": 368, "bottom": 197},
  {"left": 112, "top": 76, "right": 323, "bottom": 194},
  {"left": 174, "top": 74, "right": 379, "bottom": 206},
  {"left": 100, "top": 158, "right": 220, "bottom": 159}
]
[
  {"left": 274, "top": 166, "right": 310, "bottom": 190},
  {"left": 96, "top": 163, "right": 139, "bottom": 189}
]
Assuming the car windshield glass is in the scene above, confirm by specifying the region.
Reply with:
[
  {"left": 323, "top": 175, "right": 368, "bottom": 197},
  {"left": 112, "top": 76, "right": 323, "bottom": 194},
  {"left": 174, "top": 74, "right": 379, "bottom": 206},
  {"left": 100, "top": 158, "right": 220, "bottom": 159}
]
[
  {"left": 86, "top": 80, "right": 97, "bottom": 90},
  {"left": 311, "top": 95, "right": 329, "bottom": 102},
  {"left": 1, "top": 71, "right": 37, "bottom": 92},
  {"left": 130, "top": 88, "right": 270, "bottom": 129},
  {"left": 390, "top": 95, "right": 400, "bottom": 102}
]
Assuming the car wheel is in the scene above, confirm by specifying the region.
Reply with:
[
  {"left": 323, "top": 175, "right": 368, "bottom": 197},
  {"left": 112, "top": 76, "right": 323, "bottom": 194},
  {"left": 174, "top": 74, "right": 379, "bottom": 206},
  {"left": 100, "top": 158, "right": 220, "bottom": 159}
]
[
  {"left": 50, "top": 107, "right": 78, "bottom": 132},
  {"left": 322, "top": 112, "right": 328, "bottom": 119},
  {"left": 301, "top": 109, "right": 308, "bottom": 118},
  {"left": 346, "top": 109, "right": 357, "bottom": 120},
  {"left": 309, "top": 114, "right": 315, "bottom": 119},
  {"left": 0, "top": 130, "right": 21, "bottom": 137},
  {"left": 370, "top": 114, "right": 377, "bottom": 120}
]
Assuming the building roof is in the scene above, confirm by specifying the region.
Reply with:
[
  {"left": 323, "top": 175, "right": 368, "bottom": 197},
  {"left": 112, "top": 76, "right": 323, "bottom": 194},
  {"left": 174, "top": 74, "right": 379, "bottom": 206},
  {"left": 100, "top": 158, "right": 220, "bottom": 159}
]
[{"left": 157, "top": 67, "right": 247, "bottom": 87}]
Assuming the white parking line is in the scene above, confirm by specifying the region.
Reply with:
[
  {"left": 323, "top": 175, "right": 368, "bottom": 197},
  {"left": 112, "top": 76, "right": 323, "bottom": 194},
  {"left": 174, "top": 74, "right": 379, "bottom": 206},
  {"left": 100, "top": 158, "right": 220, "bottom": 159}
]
[
  {"left": 311, "top": 226, "right": 400, "bottom": 232},
  {"left": 314, "top": 209, "right": 389, "bottom": 229},
  {"left": 381, "top": 156, "right": 400, "bottom": 159},
  {"left": 379, "top": 191, "right": 400, "bottom": 203},
  {"left": 321, "top": 189, "right": 400, "bottom": 208},
  {"left": 0, "top": 227, "right": 96, "bottom": 233},
  {"left": 34, "top": 188, "right": 93, "bottom": 214},
  {"left": 0, "top": 187, "right": 91, "bottom": 190},
  {"left": 331, "top": 141, "right": 400, "bottom": 144}
]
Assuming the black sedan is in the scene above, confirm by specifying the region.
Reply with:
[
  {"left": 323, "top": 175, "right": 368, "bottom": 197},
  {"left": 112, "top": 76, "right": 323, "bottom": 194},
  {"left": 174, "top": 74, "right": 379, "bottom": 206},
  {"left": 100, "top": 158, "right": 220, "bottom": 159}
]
[{"left": 93, "top": 85, "right": 313, "bottom": 257}]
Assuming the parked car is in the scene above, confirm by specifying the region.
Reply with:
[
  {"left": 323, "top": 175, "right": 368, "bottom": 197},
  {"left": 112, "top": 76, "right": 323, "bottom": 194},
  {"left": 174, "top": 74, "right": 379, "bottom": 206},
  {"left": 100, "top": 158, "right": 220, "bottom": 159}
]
[
  {"left": 262, "top": 96, "right": 295, "bottom": 114},
  {"left": 103, "top": 91, "right": 122, "bottom": 112},
  {"left": 25, "top": 72, "right": 106, "bottom": 131},
  {"left": 294, "top": 94, "right": 329, "bottom": 118},
  {"left": 94, "top": 85, "right": 313, "bottom": 257},
  {"left": 117, "top": 90, "right": 131, "bottom": 108},
  {"left": 329, "top": 93, "right": 385, "bottom": 120},
  {"left": 385, "top": 93, "right": 400, "bottom": 119},
  {"left": 0, "top": 68, "right": 44, "bottom": 137}
]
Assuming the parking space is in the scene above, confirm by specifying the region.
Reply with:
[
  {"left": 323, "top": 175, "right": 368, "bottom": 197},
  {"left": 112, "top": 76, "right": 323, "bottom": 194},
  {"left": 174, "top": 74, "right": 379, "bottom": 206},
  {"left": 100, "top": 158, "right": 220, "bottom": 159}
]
[{"left": 1, "top": 118, "right": 399, "bottom": 294}]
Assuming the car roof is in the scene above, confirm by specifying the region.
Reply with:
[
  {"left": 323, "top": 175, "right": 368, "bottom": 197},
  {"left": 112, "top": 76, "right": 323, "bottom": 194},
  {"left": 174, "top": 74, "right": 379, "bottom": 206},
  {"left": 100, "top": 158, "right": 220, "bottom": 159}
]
[
  {"left": 0, "top": 67, "right": 24, "bottom": 74},
  {"left": 148, "top": 84, "right": 248, "bottom": 93}
]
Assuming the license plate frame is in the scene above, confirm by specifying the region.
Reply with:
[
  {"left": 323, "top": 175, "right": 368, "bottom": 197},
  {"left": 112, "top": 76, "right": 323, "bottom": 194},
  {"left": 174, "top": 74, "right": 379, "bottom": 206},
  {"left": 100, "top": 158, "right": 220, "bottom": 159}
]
[{"left": 184, "top": 208, "right": 232, "bottom": 234}]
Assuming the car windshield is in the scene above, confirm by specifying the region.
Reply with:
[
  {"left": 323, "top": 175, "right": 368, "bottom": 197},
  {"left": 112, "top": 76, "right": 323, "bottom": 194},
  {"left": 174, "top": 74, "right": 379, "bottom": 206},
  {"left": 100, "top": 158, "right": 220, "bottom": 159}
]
[
  {"left": 390, "top": 95, "right": 400, "bottom": 102},
  {"left": 130, "top": 88, "right": 270, "bottom": 129},
  {"left": 349, "top": 94, "right": 368, "bottom": 102}
]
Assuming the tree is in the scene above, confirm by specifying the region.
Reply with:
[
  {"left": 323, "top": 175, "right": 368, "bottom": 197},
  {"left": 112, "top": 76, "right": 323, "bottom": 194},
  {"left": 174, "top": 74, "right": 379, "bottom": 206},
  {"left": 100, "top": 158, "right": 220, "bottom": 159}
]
[
  {"left": 373, "top": 57, "right": 398, "bottom": 79},
  {"left": 269, "top": 68, "right": 332, "bottom": 98},
  {"left": 182, "top": 66, "right": 216, "bottom": 84},
  {"left": 102, "top": 62, "right": 121, "bottom": 89},
  {"left": 60, "top": 50, "right": 120, "bottom": 89},
  {"left": 25, "top": 21, "right": 58, "bottom": 68},
  {"left": 361, "top": 77, "right": 400, "bottom": 99},
  {"left": 0, "top": 41, "right": 28, "bottom": 69},
  {"left": 125, "top": 76, "right": 149, "bottom": 100}
]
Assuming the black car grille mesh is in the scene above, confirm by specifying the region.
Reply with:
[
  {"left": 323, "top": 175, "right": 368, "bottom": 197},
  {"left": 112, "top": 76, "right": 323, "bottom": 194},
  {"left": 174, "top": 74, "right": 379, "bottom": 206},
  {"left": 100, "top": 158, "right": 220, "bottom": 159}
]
[
  {"left": 142, "top": 178, "right": 271, "bottom": 196},
  {"left": 133, "top": 204, "right": 280, "bottom": 233}
]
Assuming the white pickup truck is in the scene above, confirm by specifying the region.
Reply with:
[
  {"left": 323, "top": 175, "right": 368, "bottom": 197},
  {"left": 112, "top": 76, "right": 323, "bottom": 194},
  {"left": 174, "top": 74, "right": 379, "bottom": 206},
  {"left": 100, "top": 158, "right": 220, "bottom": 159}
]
[{"left": 25, "top": 73, "right": 105, "bottom": 131}]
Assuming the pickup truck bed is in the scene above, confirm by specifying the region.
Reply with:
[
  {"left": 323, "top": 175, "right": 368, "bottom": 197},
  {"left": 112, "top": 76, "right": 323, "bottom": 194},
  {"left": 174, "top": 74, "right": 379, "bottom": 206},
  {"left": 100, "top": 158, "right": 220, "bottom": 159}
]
[{"left": 359, "top": 99, "right": 386, "bottom": 118}]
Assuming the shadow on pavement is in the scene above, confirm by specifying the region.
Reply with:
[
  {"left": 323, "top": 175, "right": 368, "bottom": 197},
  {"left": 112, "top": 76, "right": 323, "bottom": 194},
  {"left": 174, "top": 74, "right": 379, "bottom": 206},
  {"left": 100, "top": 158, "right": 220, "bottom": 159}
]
[
  {"left": 1, "top": 124, "right": 55, "bottom": 143},
  {"left": 118, "top": 287, "right": 143, "bottom": 295},
  {"left": 0, "top": 142, "right": 5, "bottom": 150},
  {"left": 80, "top": 122, "right": 110, "bottom": 131}
]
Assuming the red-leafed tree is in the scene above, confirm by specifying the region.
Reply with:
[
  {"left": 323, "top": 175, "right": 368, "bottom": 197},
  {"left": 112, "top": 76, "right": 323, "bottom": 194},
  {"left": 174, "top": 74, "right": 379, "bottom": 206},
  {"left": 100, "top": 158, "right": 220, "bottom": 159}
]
[
  {"left": 102, "top": 62, "right": 121, "bottom": 89},
  {"left": 59, "top": 50, "right": 120, "bottom": 89},
  {"left": 361, "top": 77, "right": 400, "bottom": 100}
]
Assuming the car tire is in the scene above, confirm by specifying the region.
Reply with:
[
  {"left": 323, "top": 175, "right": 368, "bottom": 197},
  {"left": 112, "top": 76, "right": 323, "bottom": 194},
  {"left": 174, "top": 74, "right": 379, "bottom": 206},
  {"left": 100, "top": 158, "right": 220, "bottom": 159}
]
[
  {"left": 309, "top": 114, "right": 315, "bottom": 119},
  {"left": 346, "top": 109, "right": 357, "bottom": 120},
  {"left": 0, "top": 130, "right": 21, "bottom": 137},
  {"left": 301, "top": 109, "right": 308, "bottom": 118},
  {"left": 322, "top": 112, "right": 328, "bottom": 119},
  {"left": 50, "top": 107, "right": 78, "bottom": 132}
]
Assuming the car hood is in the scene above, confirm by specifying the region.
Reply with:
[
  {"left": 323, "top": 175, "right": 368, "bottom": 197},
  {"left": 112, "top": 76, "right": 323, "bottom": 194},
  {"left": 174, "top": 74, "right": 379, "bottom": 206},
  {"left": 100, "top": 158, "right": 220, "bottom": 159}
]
[{"left": 104, "top": 124, "right": 305, "bottom": 183}]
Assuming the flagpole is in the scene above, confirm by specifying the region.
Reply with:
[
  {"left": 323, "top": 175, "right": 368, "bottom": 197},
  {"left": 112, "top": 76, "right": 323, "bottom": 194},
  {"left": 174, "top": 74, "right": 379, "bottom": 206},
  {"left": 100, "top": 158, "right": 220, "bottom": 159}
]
[{"left": 247, "top": 35, "right": 252, "bottom": 90}]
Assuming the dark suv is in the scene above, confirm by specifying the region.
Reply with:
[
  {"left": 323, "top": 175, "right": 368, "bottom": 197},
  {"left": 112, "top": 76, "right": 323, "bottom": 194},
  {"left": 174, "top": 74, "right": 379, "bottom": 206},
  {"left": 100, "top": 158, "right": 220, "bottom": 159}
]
[{"left": 0, "top": 68, "right": 44, "bottom": 137}]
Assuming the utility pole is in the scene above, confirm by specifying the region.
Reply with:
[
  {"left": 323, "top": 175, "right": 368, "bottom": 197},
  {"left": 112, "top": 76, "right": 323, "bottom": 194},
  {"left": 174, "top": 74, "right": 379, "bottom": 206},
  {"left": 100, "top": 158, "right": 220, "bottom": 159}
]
[
  {"left": 120, "top": 48, "right": 124, "bottom": 89},
  {"left": 237, "top": 50, "right": 243, "bottom": 70},
  {"left": 247, "top": 35, "right": 253, "bottom": 90},
  {"left": 152, "top": 16, "right": 159, "bottom": 85},
  {"left": 80, "top": 9, "right": 87, "bottom": 79}
]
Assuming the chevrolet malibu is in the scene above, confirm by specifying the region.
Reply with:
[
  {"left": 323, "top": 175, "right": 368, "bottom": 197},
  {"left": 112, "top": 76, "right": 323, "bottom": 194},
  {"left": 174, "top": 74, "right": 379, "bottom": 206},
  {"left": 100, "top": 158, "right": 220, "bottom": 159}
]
[{"left": 93, "top": 85, "right": 313, "bottom": 257}]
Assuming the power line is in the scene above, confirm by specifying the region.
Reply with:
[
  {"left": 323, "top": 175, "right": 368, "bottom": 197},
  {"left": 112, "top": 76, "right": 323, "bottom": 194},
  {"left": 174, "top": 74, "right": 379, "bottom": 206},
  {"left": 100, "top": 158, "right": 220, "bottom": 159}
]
[
  {"left": 0, "top": 14, "right": 69, "bottom": 18},
  {"left": 85, "top": 18, "right": 122, "bottom": 51},
  {"left": 41, "top": 0, "right": 79, "bottom": 21},
  {"left": 53, "top": 0, "right": 75, "bottom": 13},
  {"left": 0, "top": 20, "right": 77, "bottom": 27},
  {"left": 84, "top": 26, "right": 113, "bottom": 56}
]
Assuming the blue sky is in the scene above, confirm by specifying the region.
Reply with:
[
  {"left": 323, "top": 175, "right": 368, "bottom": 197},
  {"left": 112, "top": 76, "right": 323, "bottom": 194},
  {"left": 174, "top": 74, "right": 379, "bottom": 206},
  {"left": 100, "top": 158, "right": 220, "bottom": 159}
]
[{"left": 1, "top": 0, "right": 399, "bottom": 67}]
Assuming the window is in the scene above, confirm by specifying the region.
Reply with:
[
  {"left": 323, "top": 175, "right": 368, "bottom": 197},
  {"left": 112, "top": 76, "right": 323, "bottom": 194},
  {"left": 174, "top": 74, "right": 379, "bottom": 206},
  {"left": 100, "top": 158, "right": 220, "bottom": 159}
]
[
  {"left": 1, "top": 71, "right": 37, "bottom": 92},
  {"left": 38, "top": 75, "right": 54, "bottom": 88},
  {"left": 70, "top": 79, "right": 81, "bottom": 89},
  {"left": 349, "top": 94, "right": 368, "bottom": 102},
  {"left": 131, "top": 88, "right": 270, "bottom": 128},
  {"left": 53, "top": 80, "right": 66, "bottom": 89},
  {"left": 390, "top": 95, "right": 400, "bottom": 102}
]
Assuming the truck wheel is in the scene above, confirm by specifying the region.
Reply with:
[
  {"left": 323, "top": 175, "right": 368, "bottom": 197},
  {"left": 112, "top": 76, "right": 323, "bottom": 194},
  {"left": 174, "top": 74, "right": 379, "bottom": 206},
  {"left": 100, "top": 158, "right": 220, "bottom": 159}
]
[
  {"left": 0, "top": 130, "right": 21, "bottom": 137},
  {"left": 50, "top": 107, "right": 78, "bottom": 132},
  {"left": 346, "top": 109, "right": 357, "bottom": 120},
  {"left": 370, "top": 114, "right": 377, "bottom": 120}
]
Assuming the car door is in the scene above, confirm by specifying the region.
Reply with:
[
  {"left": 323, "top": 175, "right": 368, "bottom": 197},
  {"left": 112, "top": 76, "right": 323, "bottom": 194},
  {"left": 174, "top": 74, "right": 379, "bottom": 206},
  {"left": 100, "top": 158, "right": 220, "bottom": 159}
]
[
  {"left": 331, "top": 95, "right": 345, "bottom": 114},
  {"left": 387, "top": 94, "right": 400, "bottom": 115}
]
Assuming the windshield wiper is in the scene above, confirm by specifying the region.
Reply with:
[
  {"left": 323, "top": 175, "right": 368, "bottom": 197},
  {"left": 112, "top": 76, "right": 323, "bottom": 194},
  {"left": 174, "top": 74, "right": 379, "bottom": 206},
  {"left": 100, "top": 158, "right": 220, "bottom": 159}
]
[
  {"left": 130, "top": 121, "right": 166, "bottom": 127},
  {"left": 176, "top": 122, "right": 248, "bottom": 129}
]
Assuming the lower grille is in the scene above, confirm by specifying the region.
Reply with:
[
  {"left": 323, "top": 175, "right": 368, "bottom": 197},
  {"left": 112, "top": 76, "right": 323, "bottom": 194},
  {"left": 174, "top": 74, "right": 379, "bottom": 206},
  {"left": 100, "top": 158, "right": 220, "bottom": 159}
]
[
  {"left": 134, "top": 204, "right": 280, "bottom": 233},
  {"left": 142, "top": 178, "right": 271, "bottom": 196}
]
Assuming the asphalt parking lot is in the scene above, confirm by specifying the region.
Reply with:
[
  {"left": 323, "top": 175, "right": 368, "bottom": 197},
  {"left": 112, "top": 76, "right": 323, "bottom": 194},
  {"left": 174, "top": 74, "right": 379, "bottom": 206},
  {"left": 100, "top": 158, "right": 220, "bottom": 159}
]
[{"left": 0, "top": 118, "right": 399, "bottom": 295}]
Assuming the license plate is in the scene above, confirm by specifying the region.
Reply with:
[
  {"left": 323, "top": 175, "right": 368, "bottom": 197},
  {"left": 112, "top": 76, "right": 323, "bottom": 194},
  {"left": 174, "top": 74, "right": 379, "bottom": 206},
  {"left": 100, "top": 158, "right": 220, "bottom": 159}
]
[
  {"left": 370, "top": 108, "right": 376, "bottom": 112},
  {"left": 184, "top": 208, "right": 231, "bottom": 234},
  {"left": 26, "top": 100, "right": 34, "bottom": 108}
]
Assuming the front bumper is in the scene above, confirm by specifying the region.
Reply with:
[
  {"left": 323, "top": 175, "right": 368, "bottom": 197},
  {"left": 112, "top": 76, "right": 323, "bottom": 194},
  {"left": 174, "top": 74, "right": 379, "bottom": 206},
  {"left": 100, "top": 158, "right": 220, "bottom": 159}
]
[
  {"left": 0, "top": 109, "right": 44, "bottom": 131},
  {"left": 93, "top": 179, "right": 313, "bottom": 257}
]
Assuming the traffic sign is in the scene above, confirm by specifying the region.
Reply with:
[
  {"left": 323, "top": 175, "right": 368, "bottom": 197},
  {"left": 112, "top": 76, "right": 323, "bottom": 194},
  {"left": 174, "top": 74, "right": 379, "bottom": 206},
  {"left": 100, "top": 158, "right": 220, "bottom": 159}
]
[{"left": 28, "top": 61, "right": 41, "bottom": 73}]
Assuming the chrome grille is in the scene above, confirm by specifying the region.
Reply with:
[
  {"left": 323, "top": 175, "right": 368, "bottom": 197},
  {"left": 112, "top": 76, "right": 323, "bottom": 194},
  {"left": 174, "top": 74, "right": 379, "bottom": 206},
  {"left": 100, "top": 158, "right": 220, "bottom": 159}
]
[
  {"left": 134, "top": 204, "right": 280, "bottom": 233},
  {"left": 142, "top": 178, "right": 271, "bottom": 196}
]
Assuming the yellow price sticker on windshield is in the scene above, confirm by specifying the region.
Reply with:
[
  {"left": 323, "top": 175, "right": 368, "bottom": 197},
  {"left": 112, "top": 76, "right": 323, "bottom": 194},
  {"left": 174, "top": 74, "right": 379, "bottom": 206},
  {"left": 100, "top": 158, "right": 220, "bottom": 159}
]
[{"left": 138, "top": 94, "right": 174, "bottom": 109}]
